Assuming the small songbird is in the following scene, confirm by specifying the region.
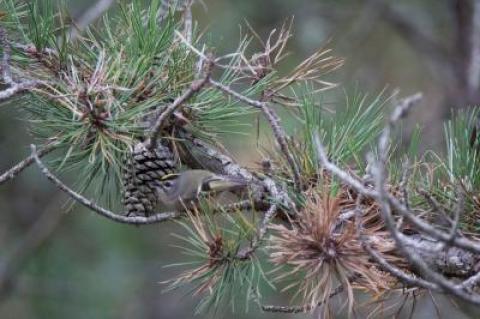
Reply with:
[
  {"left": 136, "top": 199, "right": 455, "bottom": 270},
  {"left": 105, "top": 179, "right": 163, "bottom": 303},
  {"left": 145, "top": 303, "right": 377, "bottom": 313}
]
[{"left": 155, "top": 169, "right": 248, "bottom": 211}]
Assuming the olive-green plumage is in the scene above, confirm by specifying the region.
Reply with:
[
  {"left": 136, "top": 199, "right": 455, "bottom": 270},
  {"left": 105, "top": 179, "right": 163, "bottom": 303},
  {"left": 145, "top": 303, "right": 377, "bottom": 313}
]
[{"left": 155, "top": 169, "right": 247, "bottom": 211}]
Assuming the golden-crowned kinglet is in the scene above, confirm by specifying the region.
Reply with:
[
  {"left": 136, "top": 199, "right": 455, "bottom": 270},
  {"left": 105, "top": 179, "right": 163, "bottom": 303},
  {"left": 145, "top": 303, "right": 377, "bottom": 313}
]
[{"left": 156, "top": 169, "right": 248, "bottom": 211}]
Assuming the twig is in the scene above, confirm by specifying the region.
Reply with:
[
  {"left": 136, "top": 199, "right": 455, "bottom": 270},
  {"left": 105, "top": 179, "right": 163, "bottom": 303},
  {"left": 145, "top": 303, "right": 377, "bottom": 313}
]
[
  {"left": 387, "top": 195, "right": 480, "bottom": 255},
  {"left": 209, "top": 78, "right": 266, "bottom": 108},
  {"left": 31, "top": 145, "right": 182, "bottom": 225},
  {"left": 370, "top": 94, "right": 480, "bottom": 305},
  {"left": 236, "top": 203, "right": 277, "bottom": 260},
  {"left": 0, "top": 80, "right": 38, "bottom": 101},
  {"left": 146, "top": 59, "right": 212, "bottom": 149},
  {"left": 399, "top": 158, "right": 411, "bottom": 211},
  {"left": 314, "top": 114, "right": 480, "bottom": 256},
  {"left": 418, "top": 188, "right": 453, "bottom": 225},
  {"left": 313, "top": 132, "right": 376, "bottom": 198},
  {"left": 209, "top": 78, "right": 302, "bottom": 190},
  {"left": 354, "top": 193, "right": 440, "bottom": 291},
  {"left": 235, "top": 177, "right": 283, "bottom": 259},
  {"left": 259, "top": 99, "right": 302, "bottom": 190},
  {"left": 213, "top": 200, "right": 253, "bottom": 213},
  {"left": 458, "top": 269, "right": 480, "bottom": 291},
  {"left": 0, "top": 27, "right": 13, "bottom": 84},
  {"left": 259, "top": 284, "right": 344, "bottom": 313},
  {"left": 0, "top": 144, "right": 56, "bottom": 185},
  {"left": 183, "top": 0, "right": 193, "bottom": 44},
  {"left": 11, "top": 42, "right": 56, "bottom": 56},
  {"left": 449, "top": 189, "right": 464, "bottom": 242},
  {"left": 0, "top": 28, "right": 41, "bottom": 100}
]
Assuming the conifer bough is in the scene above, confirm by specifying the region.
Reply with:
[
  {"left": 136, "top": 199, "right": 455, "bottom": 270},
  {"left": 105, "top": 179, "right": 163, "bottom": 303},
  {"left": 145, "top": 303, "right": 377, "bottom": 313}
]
[{"left": 1, "top": 0, "right": 480, "bottom": 317}]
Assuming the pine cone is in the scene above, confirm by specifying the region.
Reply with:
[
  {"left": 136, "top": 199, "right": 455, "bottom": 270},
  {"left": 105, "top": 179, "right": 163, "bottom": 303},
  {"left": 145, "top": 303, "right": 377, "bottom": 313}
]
[{"left": 122, "top": 141, "right": 177, "bottom": 216}]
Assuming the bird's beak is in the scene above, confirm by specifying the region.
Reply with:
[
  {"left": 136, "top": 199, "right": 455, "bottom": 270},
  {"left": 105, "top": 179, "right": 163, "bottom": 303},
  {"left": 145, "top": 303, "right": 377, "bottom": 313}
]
[{"left": 203, "top": 177, "right": 248, "bottom": 193}]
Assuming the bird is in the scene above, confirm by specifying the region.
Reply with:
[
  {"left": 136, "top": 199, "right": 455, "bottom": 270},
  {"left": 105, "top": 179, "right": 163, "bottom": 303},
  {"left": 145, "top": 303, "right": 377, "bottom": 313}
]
[{"left": 155, "top": 169, "right": 249, "bottom": 211}]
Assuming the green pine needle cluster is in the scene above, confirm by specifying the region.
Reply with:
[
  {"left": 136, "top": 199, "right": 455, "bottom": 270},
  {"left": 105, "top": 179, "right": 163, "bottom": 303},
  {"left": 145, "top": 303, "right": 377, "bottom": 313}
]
[
  {"left": 1, "top": 0, "right": 262, "bottom": 201},
  {"left": 165, "top": 205, "right": 269, "bottom": 314}
]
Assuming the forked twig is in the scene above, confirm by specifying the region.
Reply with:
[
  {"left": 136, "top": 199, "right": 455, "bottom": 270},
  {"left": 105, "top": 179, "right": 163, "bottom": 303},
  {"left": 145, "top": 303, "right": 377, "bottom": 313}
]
[{"left": 0, "top": 144, "right": 56, "bottom": 185}]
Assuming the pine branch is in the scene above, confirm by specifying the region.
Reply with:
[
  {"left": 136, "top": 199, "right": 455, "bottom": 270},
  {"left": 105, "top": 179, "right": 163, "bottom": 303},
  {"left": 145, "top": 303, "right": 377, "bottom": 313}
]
[
  {"left": 209, "top": 78, "right": 302, "bottom": 190},
  {"left": 31, "top": 145, "right": 181, "bottom": 225},
  {"left": 146, "top": 58, "right": 213, "bottom": 149},
  {"left": 0, "top": 27, "right": 41, "bottom": 100},
  {"left": 315, "top": 93, "right": 480, "bottom": 305}
]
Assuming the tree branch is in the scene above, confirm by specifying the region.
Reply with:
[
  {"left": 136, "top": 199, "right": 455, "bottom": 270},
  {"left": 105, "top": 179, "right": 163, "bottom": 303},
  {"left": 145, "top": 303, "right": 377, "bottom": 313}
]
[
  {"left": 0, "top": 144, "right": 56, "bottom": 185},
  {"left": 208, "top": 78, "right": 302, "bottom": 190},
  {"left": 258, "top": 284, "right": 344, "bottom": 313},
  {"left": 370, "top": 93, "right": 480, "bottom": 305},
  {"left": 31, "top": 145, "right": 182, "bottom": 225},
  {"left": 146, "top": 59, "right": 212, "bottom": 150},
  {"left": 0, "top": 27, "right": 41, "bottom": 101}
]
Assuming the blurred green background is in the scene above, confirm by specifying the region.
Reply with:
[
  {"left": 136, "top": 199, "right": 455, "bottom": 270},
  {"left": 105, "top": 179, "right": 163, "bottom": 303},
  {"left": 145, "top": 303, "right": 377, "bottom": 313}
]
[{"left": 0, "top": 1, "right": 478, "bottom": 318}]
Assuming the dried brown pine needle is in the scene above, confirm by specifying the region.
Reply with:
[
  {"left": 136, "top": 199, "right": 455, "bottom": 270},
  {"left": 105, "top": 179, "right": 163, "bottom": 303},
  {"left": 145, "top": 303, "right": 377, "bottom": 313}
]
[
  {"left": 267, "top": 187, "right": 399, "bottom": 317},
  {"left": 166, "top": 208, "right": 227, "bottom": 294}
]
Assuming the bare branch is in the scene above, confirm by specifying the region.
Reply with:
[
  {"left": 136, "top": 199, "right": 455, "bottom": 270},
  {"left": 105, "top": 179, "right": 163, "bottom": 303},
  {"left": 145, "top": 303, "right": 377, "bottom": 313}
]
[
  {"left": 0, "top": 144, "right": 56, "bottom": 185},
  {"left": 183, "top": 0, "right": 194, "bottom": 44},
  {"left": 258, "top": 285, "right": 344, "bottom": 313},
  {"left": 209, "top": 79, "right": 266, "bottom": 108},
  {"left": 0, "top": 27, "right": 13, "bottom": 85},
  {"left": 362, "top": 239, "right": 440, "bottom": 291},
  {"left": 313, "top": 132, "right": 376, "bottom": 197},
  {"left": 0, "top": 80, "right": 38, "bottom": 101},
  {"left": 258, "top": 99, "right": 302, "bottom": 190},
  {"left": 31, "top": 145, "right": 181, "bottom": 225},
  {"left": 388, "top": 195, "right": 480, "bottom": 255},
  {"left": 449, "top": 189, "right": 464, "bottom": 242},
  {"left": 458, "top": 269, "right": 480, "bottom": 291},
  {"left": 419, "top": 188, "right": 453, "bottom": 225},
  {"left": 0, "top": 28, "right": 42, "bottom": 100},
  {"left": 11, "top": 42, "right": 56, "bottom": 56},
  {"left": 370, "top": 93, "right": 480, "bottom": 305},
  {"left": 236, "top": 204, "right": 277, "bottom": 260},
  {"left": 353, "top": 195, "right": 440, "bottom": 291},
  {"left": 146, "top": 59, "right": 212, "bottom": 149},
  {"left": 209, "top": 78, "right": 302, "bottom": 190},
  {"left": 235, "top": 176, "right": 289, "bottom": 259}
]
